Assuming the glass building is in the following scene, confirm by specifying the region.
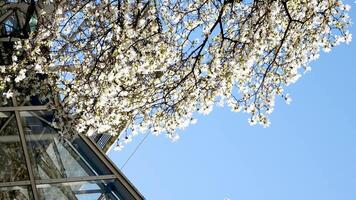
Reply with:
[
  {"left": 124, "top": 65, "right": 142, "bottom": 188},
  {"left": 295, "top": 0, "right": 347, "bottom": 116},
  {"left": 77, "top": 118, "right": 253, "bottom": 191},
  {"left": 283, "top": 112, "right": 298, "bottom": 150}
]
[
  {"left": 0, "top": 97, "right": 144, "bottom": 200},
  {"left": 0, "top": 1, "right": 144, "bottom": 199}
]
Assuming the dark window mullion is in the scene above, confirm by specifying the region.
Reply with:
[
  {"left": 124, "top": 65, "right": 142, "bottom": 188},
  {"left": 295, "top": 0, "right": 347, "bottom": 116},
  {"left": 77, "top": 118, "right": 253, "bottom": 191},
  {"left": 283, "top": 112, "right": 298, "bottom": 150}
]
[{"left": 12, "top": 96, "right": 39, "bottom": 200}]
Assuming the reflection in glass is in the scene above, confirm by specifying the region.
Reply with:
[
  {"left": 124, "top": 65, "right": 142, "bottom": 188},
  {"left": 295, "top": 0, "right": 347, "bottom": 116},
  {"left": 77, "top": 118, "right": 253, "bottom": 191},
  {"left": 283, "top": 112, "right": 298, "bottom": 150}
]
[
  {"left": 20, "top": 111, "right": 111, "bottom": 180},
  {"left": 37, "top": 179, "right": 122, "bottom": 200},
  {"left": 0, "top": 186, "right": 34, "bottom": 200},
  {"left": 0, "top": 111, "right": 29, "bottom": 182}
]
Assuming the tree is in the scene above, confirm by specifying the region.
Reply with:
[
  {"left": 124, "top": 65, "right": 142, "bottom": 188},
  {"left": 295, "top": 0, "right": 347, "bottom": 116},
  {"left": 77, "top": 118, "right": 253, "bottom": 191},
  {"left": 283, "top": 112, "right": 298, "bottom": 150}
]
[{"left": 0, "top": 0, "right": 352, "bottom": 148}]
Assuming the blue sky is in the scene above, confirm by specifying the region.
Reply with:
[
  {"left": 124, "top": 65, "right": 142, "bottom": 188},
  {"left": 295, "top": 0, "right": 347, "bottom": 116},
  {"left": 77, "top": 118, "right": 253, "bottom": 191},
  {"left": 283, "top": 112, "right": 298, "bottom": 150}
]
[{"left": 109, "top": 3, "right": 356, "bottom": 200}]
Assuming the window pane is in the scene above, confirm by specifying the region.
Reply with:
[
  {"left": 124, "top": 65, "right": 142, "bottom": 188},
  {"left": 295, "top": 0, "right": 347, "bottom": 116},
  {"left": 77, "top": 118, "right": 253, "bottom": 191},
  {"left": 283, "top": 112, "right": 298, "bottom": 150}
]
[
  {"left": 0, "top": 185, "right": 34, "bottom": 200},
  {"left": 0, "top": 112, "right": 29, "bottom": 182},
  {"left": 20, "top": 111, "right": 111, "bottom": 180},
  {"left": 36, "top": 179, "right": 122, "bottom": 200}
]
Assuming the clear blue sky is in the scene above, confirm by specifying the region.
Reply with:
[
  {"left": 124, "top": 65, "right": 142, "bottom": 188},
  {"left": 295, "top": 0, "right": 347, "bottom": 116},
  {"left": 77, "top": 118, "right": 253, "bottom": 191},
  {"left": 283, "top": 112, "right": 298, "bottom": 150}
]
[{"left": 109, "top": 4, "right": 356, "bottom": 200}]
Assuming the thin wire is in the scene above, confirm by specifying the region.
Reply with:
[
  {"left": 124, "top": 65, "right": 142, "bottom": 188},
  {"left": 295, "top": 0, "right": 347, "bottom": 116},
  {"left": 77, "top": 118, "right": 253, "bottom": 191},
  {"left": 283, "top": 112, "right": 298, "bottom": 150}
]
[{"left": 121, "top": 132, "right": 150, "bottom": 170}]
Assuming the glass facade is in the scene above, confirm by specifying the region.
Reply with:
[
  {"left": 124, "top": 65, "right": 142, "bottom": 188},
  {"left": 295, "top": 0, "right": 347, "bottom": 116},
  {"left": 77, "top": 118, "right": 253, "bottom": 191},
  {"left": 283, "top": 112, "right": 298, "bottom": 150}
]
[
  {"left": 1, "top": 2, "right": 142, "bottom": 198},
  {"left": 0, "top": 186, "right": 34, "bottom": 200},
  {"left": 0, "top": 112, "right": 29, "bottom": 182},
  {"left": 36, "top": 179, "right": 123, "bottom": 200},
  {"left": 20, "top": 111, "right": 111, "bottom": 180},
  {"left": 0, "top": 97, "right": 143, "bottom": 200}
]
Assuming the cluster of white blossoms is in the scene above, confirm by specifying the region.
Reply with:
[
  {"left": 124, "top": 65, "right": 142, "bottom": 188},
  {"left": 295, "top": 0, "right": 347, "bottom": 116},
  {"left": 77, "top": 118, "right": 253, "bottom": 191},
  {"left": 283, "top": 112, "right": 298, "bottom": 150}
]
[{"left": 0, "top": 0, "right": 352, "bottom": 146}]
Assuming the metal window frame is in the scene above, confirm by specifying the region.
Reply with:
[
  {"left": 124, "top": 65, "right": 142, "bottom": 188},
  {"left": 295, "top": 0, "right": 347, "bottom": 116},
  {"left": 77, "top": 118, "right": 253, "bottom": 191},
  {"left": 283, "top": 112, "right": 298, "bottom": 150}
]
[
  {"left": 35, "top": 175, "right": 117, "bottom": 185},
  {"left": 0, "top": 96, "right": 144, "bottom": 200},
  {"left": 0, "top": 180, "right": 30, "bottom": 188},
  {"left": 12, "top": 97, "right": 40, "bottom": 200},
  {"left": 0, "top": 105, "right": 48, "bottom": 112},
  {"left": 79, "top": 133, "right": 144, "bottom": 200}
]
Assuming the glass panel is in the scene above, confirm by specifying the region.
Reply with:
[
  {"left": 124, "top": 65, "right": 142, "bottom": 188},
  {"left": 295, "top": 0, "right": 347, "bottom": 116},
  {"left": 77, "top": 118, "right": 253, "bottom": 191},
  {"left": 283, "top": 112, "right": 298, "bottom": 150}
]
[
  {"left": 20, "top": 111, "right": 111, "bottom": 180},
  {"left": 29, "top": 14, "right": 38, "bottom": 32},
  {"left": 0, "top": 185, "right": 34, "bottom": 200},
  {"left": 25, "top": 95, "right": 50, "bottom": 106},
  {"left": 4, "top": 15, "right": 18, "bottom": 35},
  {"left": 0, "top": 111, "right": 29, "bottom": 182},
  {"left": 36, "top": 179, "right": 122, "bottom": 200},
  {"left": 72, "top": 137, "right": 114, "bottom": 176},
  {"left": 20, "top": 111, "right": 56, "bottom": 135}
]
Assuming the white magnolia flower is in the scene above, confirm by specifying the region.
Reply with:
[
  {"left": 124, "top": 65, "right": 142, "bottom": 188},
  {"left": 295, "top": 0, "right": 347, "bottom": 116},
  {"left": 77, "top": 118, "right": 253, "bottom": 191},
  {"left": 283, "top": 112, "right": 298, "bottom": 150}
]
[
  {"left": 0, "top": 0, "right": 351, "bottom": 146},
  {"left": 285, "top": 94, "right": 292, "bottom": 105},
  {"left": 3, "top": 91, "right": 13, "bottom": 99},
  {"left": 114, "top": 143, "right": 124, "bottom": 151},
  {"left": 14, "top": 69, "right": 26, "bottom": 83}
]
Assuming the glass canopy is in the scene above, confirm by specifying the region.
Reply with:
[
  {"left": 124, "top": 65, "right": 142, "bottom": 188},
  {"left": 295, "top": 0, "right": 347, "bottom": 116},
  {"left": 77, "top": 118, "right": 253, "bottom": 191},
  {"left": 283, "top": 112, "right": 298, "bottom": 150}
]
[{"left": 0, "top": 97, "right": 143, "bottom": 200}]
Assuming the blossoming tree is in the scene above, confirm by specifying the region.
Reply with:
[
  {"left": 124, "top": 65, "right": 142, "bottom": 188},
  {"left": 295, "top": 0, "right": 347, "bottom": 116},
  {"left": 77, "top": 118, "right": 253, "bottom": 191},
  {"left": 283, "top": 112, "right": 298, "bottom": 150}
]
[{"left": 0, "top": 0, "right": 352, "bottom": 148}]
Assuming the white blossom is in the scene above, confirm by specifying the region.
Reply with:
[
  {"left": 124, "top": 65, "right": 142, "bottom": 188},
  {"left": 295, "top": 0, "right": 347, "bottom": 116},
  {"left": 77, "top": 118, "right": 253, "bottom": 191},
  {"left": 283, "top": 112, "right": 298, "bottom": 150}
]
[
  {"left": 0, "top": 0, "right": 351, "bottom": 146},
  {"left": 114, "top": 143, "right": 124, "bottom": 151},
  {"left": 14, "top": 69, "right": 26, "bottom": 83},
  {"left": 3, "top": 91, "right": 13, "bottom": 99}
]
